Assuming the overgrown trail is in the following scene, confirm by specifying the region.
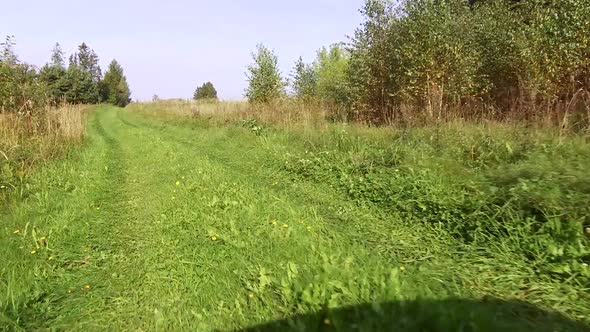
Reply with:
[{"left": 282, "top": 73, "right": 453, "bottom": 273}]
[{"left": 1, "top": 107, "right": 587, "bottom": 331}]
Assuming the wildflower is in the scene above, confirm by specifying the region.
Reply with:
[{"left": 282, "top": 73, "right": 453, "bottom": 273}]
[
  {"left": 271, "top": 220, "right": 277, "bottom": 226},
  {"left": 172, "top": 196, "right": 176, "bottom": 200},
  {"left": 282, "top": 224, "right": 289, "bottom": 228},
  {"left": 181, "top": 176, "right": 185, "bottom": 179},
  {"left": 399, "top": 266, "right": 406, "bottom": 271},
  {"left": 96, "top": 207, "right": 100, "bottom": 210},
  {"left": 306, "top": 226, "right": 312, "bottom": 231},
  {"left": 48, "top": 256, "right": 55, "bottom": 261},
  {"left": 248, "top": 293, "right": 255, "bottom": 300},
  {"left": 176, "top": 181, "right": 180, "bottom": 186},
  {"left": 31, "top": 250, "right": 37, "bottom": 254},
  {"left": 84, "top": 284, "right": 91, "bottom": 289},
  {"left": 211, "top": 236, "right": 217, "bottom": 241},
  {"left": 324, "top": 318, "right": 331, "bottom": 326},
  {"left": 67, "top": 289, "right": 73, "bottom": 293},
  {"left": 272, "top": 182, "right": 278, "bottom": 186},
  {"left": 13, "top": 230, "right": 20, "bottom": 234},
  {"left": 40, "top": 236, "right": 46, "bottom": 241}
]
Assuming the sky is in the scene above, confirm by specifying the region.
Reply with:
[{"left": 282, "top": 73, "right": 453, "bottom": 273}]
[{"left": 1, "top": 0, "right": 364, "bottom": 101}]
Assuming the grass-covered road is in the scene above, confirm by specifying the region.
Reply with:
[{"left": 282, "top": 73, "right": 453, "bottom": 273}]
[{"left": 1, "top": 106, "right": 588, "bottom": 331}]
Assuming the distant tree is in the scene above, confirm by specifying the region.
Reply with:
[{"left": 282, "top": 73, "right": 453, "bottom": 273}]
[
  {"left": 101, "top": 59, "right": 131, "bottom": 107},
  {"left": 67, "top": 42, "right": 101, "bottom": 103},
  {"left": 245, "top": 44, "right": 286, "bottom": 103},
  {"left": 64, "top": 64, "right": 96, "bottom": 104},
  {"left": 39, "top": 43, "right": 68, "bottom": 104},
  {"left": 50, "top": 43, "right": 65, "bottom": 68},
  {"left": 75, "top": 42, "right": 102, "bottom": 84},
  {"left": 0, "top": 35, "right": 17, "bottom": 64},
  {"left": 152, "top": 94, "right": 160, "bottom": 102},
  {"left": 193, "top": 82, "right": 218, "bottom": 101},
  {"left": 290, "top": 56, "right": 317, "bottom": 101}
]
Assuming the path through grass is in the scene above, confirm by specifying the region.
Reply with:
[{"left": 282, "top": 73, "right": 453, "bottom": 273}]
[{"left": 1, "top": 107, "right": 588, "bottom": 331}]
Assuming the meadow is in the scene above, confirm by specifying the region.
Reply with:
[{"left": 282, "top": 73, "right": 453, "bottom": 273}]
[
  {"left": 1, "top": 101, "right": 588, "bottom": 331},
  {"left": 1, "top": 0, "right": 589, "bottom": 329}
]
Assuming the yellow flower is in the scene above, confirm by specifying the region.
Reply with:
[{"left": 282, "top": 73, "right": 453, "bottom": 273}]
[
  {"left": 172, "top": 196, "right": 176, "bottom": 200},
  {"left": 248, "top": 293, "right": 255, "bottom": 300},
  {"left": 306, "top": 226, "right": 312, "bottom": 231},
  {"left": 271, "top": 220, "right": 277, "bottom": 226},
  {"left": 399, "top": 266, "right": 406, "bottom": 271},
  {"left": 324, "top": 318, "right": 331, "bottom": 325},
  {"left": 85, "top": 284, "right": 91, "bottom": 289},
  {"left": 96, "top": 207, "right": 100, "bottom": 210},
  {"left": 40, "top": 236, "right": 46, "bottom": 241},
  {"left": 211, "top": 236, "right": 217, "bottom": 241},
  {"left": 48, "top": 256, "right": 55, "bottom": 261},
  {"left": 176, "top": 181, "right": 180, "bottom": 186},
  {"left": 13, "top": 230, "right": 20, "bottom": 234},
  {"left": 181, "top": 176, "right": 185, "bottom": 179},
  {"left": 30, "top": 250, "right": 37, "bottom": 254},
  {"left": 282, "top": 224, "right": 289, "bottom": 228},
  {"left": 67, "top": 289, "right": 73, "bottom": 294}
]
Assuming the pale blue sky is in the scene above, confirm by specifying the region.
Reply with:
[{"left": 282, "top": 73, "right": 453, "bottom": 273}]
[{"left": 1, "top": 0, "right": 363, "bottom": 100}]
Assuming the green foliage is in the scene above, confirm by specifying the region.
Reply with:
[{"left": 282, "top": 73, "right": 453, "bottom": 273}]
[
  {"left": 1, "top": 37, "right": 132, "bottom": 110},
  {"left": 245, "top": 44, "right": 286, "bottom": 103},
  {"left": 280, "top": 124, "right": 590, "bottom": 289},
  {"left": 0, "top": 36, "right": 47, "bottom": 113},
  {"left": 344, "top": 0, "right": 590, "bottom": 123},
  {"left": 193, "top": 81, "right": 218, "bottom": 101},
  {"left": 101, "top": 59, "right": 131, "bottom": 107},
  {"left": 314, "top": 44, "right": 351, "bottom": 106},
  {"left": 39, "top": 43, "right": 68, "bottom": 105},
  {"left": 290, "top": 57, "right": 317, "bottom": 101}
]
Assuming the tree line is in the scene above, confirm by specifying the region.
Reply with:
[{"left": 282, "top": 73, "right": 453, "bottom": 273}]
[
  {"left": 243, "top": 0, "right": 590, "bottom": 125},
  {"left": 0, "top": 36, "right": 131, "bottom": 113}
]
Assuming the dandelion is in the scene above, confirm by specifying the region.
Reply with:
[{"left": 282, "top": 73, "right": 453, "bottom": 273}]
[
  {"left": 248, "top": 293, "right": 255, "bottom": 300},
  {"left": 271, "top": 220, "right": 277, "bottom": 226},
  {"left": 13, "top": 230, "right": 20, "bottom": 234},
  {"left": 96, "top": 207, "right": 100, "bottom": 210},
  {"left": 31, "top": 250, "right": 37, "bottom": 254},
  {"left": 67, "top": 289, "right": 73, "bottom": 294},
  {"left": 211, "top": 236, "right": 217, "bottom": 241},
  {"left": 324, "top": 318, "right": 331, "bottom": 326},
  {"left": 306, "top": 226, "right": 312, "bottom": 231},
  {"left": 172, "top": 196, "right": 176, "bottom": 200},
  {"left": 181, "top": 176, "right": 185, "bottom": 179},
  {"left": 176, "top": 181, "right": 180, "bottom": 186},
  {"left": 399, "top": 266, "right": 406, "bottom": 271},
  {"left": 282, "top": 224, "right": 289, "bottom": 228},
  {"left": 84, "top": 284, "right": 91, "bottom": 289}
]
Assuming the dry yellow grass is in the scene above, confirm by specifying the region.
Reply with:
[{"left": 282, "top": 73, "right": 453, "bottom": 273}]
[
  {"left": 1, "top": 105, "right": 88, "bottom": 194},
  {"left": 128, "top": 99, "right": 337, "bottom": 130}
]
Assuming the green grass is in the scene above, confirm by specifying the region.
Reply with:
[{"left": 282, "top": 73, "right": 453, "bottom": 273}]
[{"left": 1, "top": 106, "right": 588, "bottom": 331}]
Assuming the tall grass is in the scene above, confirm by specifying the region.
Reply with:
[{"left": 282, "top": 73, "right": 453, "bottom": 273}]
[{"left": 0, "top": 105, "right": 87, "bottom": 201}]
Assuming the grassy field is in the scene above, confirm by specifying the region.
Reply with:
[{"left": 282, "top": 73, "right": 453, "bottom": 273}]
[{"left": 1, "top": 105, "right": 589, "bottom": 331}]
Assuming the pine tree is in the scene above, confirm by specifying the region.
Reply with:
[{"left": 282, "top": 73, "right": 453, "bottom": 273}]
[
  {"left": 101, "top": 59, "right": 131, "bottom": 107},
  {"left": 50, "top": 43, "right": 65, "bottom": 68},
  {"left": 39, "top": 42, "right": 68, "bottom": 104},
  {"left": 76, "top": 42, "right": 102, "bottom": 84}
]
